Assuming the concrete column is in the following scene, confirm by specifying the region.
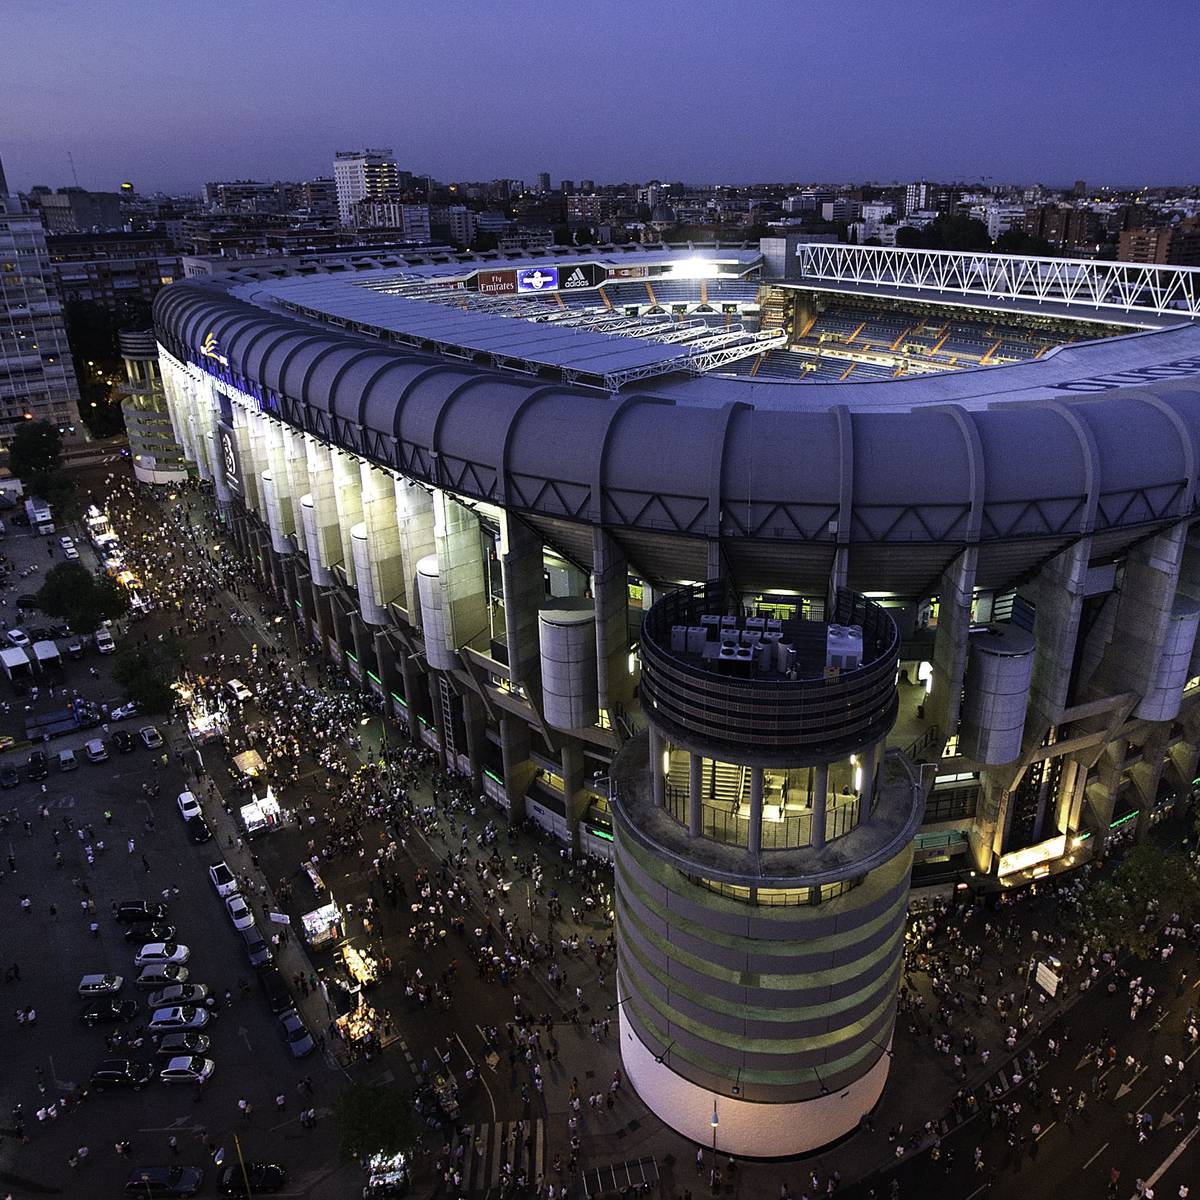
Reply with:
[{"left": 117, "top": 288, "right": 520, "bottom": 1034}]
[
  {"left": 329, "top": 598, "right": 352, "bottom": 668},
  {"left": 688, "top": 753, "right": 703, "bottom": 837},
  {"left": 1129, "top": 725, "right": 1171, "bottom": 843},
  {"left": 396, "top": 480, "right": 435, "bottom": 626},
  {"left": 282, "top": 427, "right": 311, "bottom": 542},
  {"left": 501, "top": 715, "right": 534, "bottom": 823},
  {"left": 1028, "top": 538, "right": 1092, "bottom": 731},
  {"left": 304, "top": 440, "right": 343, "bottom": 577},
  {"left": 348, "top": 613, "right": 371, "bottom": 687},
  {"left": 374, "top": 631, "right": 401, "bottom": 704},
  {"left": 561, "top": 739, "right": 588, "bottom": 852},
  {"left": 262, "top": 421, "right": 295, "bottom": 539},
  {"left": 648, "top": 725, "right": 665, "bottom": 808},
  {"left": 309, "top": 579, "right": 333, "bottom": 651},
  {"left": 501, "top": 514, "right": 545, "bottom": 692},
  {"left": 399, "top": 650, "right": 425, "bottom": 726},
  {"left": 434, "top": 491, "right": 488, "bottom": 658},
  {"left": 592, "top": 529, "right": 634, "bottom": 714},
  {"left": 461, "top": 691, "right": 486, "bottom": 790},
  {"left": 706, "top": 540, "right": 723, "bottom": 582},
  {"left": 929, "top": 548, "right": 977, "bottom": 740},
  {"left": 748, "top": 767, "right": 764, "bottom": 855},
  {"left": 360, "top": 462, "right": 404, "bottom": 615},
  {"left": 331, "top": 449, "right": 364, "bottom": 586},
  {"left": 811, "top": 762, "right": 829, "bottom": 849}
]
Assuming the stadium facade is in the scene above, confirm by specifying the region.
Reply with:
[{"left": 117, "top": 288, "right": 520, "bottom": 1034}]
[{"left": 153, "top": 242, "right": 1200, "bottom": 1156}]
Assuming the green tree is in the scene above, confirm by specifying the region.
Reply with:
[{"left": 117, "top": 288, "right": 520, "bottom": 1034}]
[
  {"left": 8, "top": 420, "right": 63, "bottom": 496},
  {"left": 35, "top": 562, "right": 129, "bottom": 634},
  {"left": 112, "top": 637, "right": 184, "bottom": 714},
  {"left": 332, "top": 1083, "right": 420, "bottom": 1162}
]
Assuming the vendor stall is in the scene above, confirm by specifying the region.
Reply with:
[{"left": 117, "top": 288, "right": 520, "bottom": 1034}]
[
  {"left": 340, "top": 940, "right": 380, "bottom": 988},
  {"left": 363, "top": 1150, "right": 411, "bottom": 1198},
  {"left": 239, "top": 785, "right": 283, "bottom": 837},
  {"left": 303, "top": 860, "right": 326, "bottom": 895},
  {"left": 186, "top": 709, "right": 226, "bottom": 745},
  {"left": 232, "top": 748, "right": 265, "bottom": 778},
  {"left": 300, "top": 901, "right": 342, "bottom": 948}
]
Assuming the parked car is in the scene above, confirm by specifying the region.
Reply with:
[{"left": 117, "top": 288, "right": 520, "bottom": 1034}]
[
  {"left": 136, "top": 963, "right": 189, "bottom": 990},
  {"left": 242, "top": 926, "right": 273, "bottom": 969},
  {"left": 225, "top": 678, "right": 253, "bottom": 703},
  {"left": 112, "top": 729, "right": 136, "bottom": 754},
  {"left": 63, "top": 544, "right": 79, "bottom": 560},
  {"left": 77, "top": 973, "right": 123, "bottom": 998},
  {"left": 66, "top": 638, "right": 84, "bottom": 659},
  {"left": 140, "top": 725, "right": 164, "bottom": 749},
  {"left": 208, "top": 861, "right": 237, "bottom": 896},
  {"left": 148, "top": 1005, "right": 210, "bottom": 1032},
  {"left": 58, "top": 536, "right": 74, "bottom": 552},
  {"left": 225, "top": 894, "right": 255, "bottom": 930},
  {"left": 112, "top": 700, "right": 139, "bottom": 720},
  {"left": 257, "top": 966, "right": 293, "bottom": 1015},
  {"left": 26, "top": 750, "right": 48, "bottom": 781},
  {"left": 124, "top": 1166, "right": 204, "bottom": 1197},
  {"left": 177, "top": 791, "right": 202, "bottom": 821},
  {"left": 84, "top": 738, "right": 108, "bottom": 763},
  {"left": 7, "top": 628, "right": 29, "bottom": 647},
  {"left": 185, "top": 815, "right": 212, "bottom": 844},
  {"left": 277, "top": 1009, "right": 315, "bottom": 1058},
  {"left": 81, "top": 997, "right": 138, "bottom": 1027},
  {"left": 154, "top": 1032, "right": 211, "bottom": 1058},
  {"left": 0, "top": 765, "right": 20, "bottom": 788},
  {"left": 217, "top": 1163, "right": 287, "bottom": 1195},
  {"left": 95, "top": 628, "right": 115, "bottom": 654},
  {"left": 159, "top": 1055, "right": 215, "bottom": 1086},
  {"left": 135, "top": 942, "right": 190, "bottom": 967},
  {"left": 124, "top": 921, "right": 176, "bottom": 945},
  {"left": 147, "top": 984, "right": 209, "bottom": 1009},
  {"left": 57, "top": 747, "right": 77, "bottom": 772},
  {"left": 115, "top": 900, "right": 170, "bottom": 924},
  {"left": 90, "top": 1058, "right": 153, "bottom": 1092}
]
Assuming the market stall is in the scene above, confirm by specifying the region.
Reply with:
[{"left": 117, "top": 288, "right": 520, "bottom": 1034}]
[
  {"left": 363, "top": 1150, "right": 411, "bottom": 1197},
  {"left": 340, "top": 940, "right": 379, "bottom": 988},
  {"left": 303, "top": 861, "right": 326, "bottom": 895},
  {"left": 239, "top": 785, "right": 283, "bottom": 837},
  {"left": 300, "top": 901, "right": 342, "bottom": 948},
  {"left": 186, "top": 709, "right": 226, "bottom": 745}
]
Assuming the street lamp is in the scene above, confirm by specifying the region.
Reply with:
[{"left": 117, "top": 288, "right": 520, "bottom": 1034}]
[
  {"left": 653, "top": 1039, "right": 676, "bottom": 1065},
  {"left": 710, "top": 1101, "right": 719, "bottom": 1193}
]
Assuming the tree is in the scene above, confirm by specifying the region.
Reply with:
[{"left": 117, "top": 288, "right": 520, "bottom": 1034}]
[
  {"left": 8, "top": 420, "right": 63, "bottom": 496},
  {"left": 332, "top": 1083, "right": 419, "bottom": 1163},
  {"left": 35, "top": 562, "right": 129, "bottom": 635},
  {"left": 113, "top": 636, "right": 183, "bottom": 714}
]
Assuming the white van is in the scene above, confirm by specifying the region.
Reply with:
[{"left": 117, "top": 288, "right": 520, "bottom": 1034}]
[{"left": 95, "top": 628, "right": 115, "bottom": 655}]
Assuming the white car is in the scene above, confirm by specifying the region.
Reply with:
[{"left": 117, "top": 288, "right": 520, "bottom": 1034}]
[
  {"left": 139, "top": 726, "right": 164, "bottom": 749},
  {"left": 58, "top": 536, "right": 74, "bottom": 551},
  {"left": 6, "top": 628, "right": 29, "bottom": 648},
  {"left": 225, "top": 894, "right": 255, "bottom": 931},
  {"left": 159, "top": 1055, "right": 215, "bottom": 1085},
  {"left": 148, "top": 1005, "right": 210, "bottom": 1032},
  {"left": 77, "top": 972, "right": 123, "bottom": 997},
  {"left": 208, "top": 861, "right": 237, "bottom": 897},
  {"left": 85, "top": 738, "right": 108, "bottom": 763},
  {"left": 134, "top": 942, "right": 190, "bottom": 967},
  {"left": 225, "top": 678, "right": 253, "bottom": 703},
  {"left": 111, "top": 701, "right": 139, "bottom": 721},
  {"left": 95, "top": 628, "right": 115, "bottom": 654},
  {"left": 63, "top": 545, "right": 79, "bottom": 560},
  {"left": 177, "top": 791, "right": 202, "bottom": 821}
]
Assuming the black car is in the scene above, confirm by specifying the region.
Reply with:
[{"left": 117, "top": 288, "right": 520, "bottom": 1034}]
[
  {"left": 16, "top": 591, "right": 40, "bottom": 607},
  {"left": 0, "top": 765, "right": 19, "bottom": 789},
  {"left": 81, "top": 997, "right": 139, "bottom": 1027},
  {"left": 90, "top": 1058, "right": 154, "bottom": 1091},
  {"left": 115, "top": 900, "right": 170, "bottom": 925},
  {"left": 125, "top": 1166, "right": 204, "bottom": 1197},
  {"left": 26, "top": 750, "right": 48, "bottom": 781},
  {"left": 28, "top": 626, "right": 52, "bottom": 641},
  {"left": 123, "top": 921, "right": 177, "bottom": 945},
  {"left": 185, "top": 815, "right": 212, "bottom": 844},
  {"left": 217, "top": 1162, "right": 287, "bottom": 1195},
  {"left": 112, "top": 730, "right": 136, "bottom": 754},
  {"left": 242, "top": 926, "right": 273, "bottom": 969},
  {"left": 257, "top": 966, "right": 293, "bottom": 1015}
]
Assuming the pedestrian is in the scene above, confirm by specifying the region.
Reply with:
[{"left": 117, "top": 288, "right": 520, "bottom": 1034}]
[
  {"left": 141, "top": 854, "right": 151, "bottom": 873},
  {"left": 275, "top": 1093, "right": 286, "bottom": 1111},
  {"left": 127, "top": 837, "right": 135, "bottom": 854}
]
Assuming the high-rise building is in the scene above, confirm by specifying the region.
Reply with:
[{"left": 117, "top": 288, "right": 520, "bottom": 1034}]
[
  {"left": 560, "top": 179, "right": 575, "bottom": 195},
  {"left": 333, "top": 149, "right": 399, "bottom": 225},
  {"left": 0, "top": 158, "right": 83, "bottom": 440},
  {"left": 32, "top": 188, "right": 123, "bottom": 233},
  {"left": 536, "top": 172, "right": 551, "bottom": 194},
  {"left": 118, "top": 329, "right": 189, "bottom": 484},
  {"left": 1119, "top": 222, "right": 1200, "bottom": 267}
]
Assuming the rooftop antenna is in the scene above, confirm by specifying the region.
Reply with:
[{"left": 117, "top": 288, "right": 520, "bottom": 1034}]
[{"left": 67, "top": 150, "right": 80, "bottom": 186}]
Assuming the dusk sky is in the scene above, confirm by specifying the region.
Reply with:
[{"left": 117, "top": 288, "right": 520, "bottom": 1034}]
[{"left": 4, "top": 0, "right": 1199, "bottom": 194}]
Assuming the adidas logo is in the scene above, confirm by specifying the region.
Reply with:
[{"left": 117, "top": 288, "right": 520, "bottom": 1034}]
[{"left": 564, "top": 267, "right": 588, "bottom": 288}]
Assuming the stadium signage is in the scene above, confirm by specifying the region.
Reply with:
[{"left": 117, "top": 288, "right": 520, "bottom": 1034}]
[
  {"left": 217, "top": 422, "right": 243, "bottom": 496},
  {"left": 477, "top": 269, "right": 517, "bottom": 295},
  {"left": 1049, "top": 356, "right": 1200, "bottom": 393},
  {"left": 560, "top": 263, "right": 604, "bottom": 290},
  {"left": 609, "top": 265, "right": 649, "bottom": 279},
  {"left": 199, "top": 330, "right": 229, "bottom": 366},
  {"left": 517, "top": 266, "right": 558, "bottom": 293}
]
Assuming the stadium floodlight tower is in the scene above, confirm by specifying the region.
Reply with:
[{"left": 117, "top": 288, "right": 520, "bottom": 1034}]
[{"left": 610, "top": 581, "right": 924, "bottom": 1157}]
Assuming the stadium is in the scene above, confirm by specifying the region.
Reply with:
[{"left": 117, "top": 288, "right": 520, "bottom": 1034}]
[{"left": 153, "top": 242, "right": 1200, "bottom": 1155}]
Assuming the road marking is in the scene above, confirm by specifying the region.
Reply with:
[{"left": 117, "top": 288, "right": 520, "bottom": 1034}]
[
  {"left": 237, "top": 1024, "right": 252, "bottom": 1051},
  {"left": 1136, "top": 1124, "right": 1200, "bottom": 1194},
  {"left": 1036, "top": 1121, "right": 1057, "bottom": 1141},
  {"left": 965, "top": 1185, "right": 989, "bottom": 1200},
  {"left": 1082, "top": 1141, "right": 1108, "bottom": 1169},
  {"left": 1115, "top": 1065, "right": 1147, "bottom": 1100}
]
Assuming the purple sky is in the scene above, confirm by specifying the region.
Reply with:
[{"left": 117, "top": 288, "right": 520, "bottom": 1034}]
[{"left": 4, "top": 0, "right": 1198, "bottom": 194}]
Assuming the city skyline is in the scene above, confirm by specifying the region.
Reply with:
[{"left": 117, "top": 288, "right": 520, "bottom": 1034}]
[{"left": 5, "top": 0, "right": 1200, "bottom": 193}]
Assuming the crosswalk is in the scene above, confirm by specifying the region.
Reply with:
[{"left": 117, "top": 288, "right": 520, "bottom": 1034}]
[{"left": 447, "top": 1119, "right": 545, "bottom": 1193}]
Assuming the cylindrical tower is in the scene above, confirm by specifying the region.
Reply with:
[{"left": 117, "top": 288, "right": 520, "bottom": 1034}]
[
  {"left": 611, "top": 582, "right": 923, "bottom": 1158},
  {"left": 118, "top": 329, "right": 190, "bottom": 484},
  {"left": 958, "top": 624, "right": 1036, "bottom": 766},
  {"left": 539, "top": 599, "right": 598, "bottom": 730}
]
